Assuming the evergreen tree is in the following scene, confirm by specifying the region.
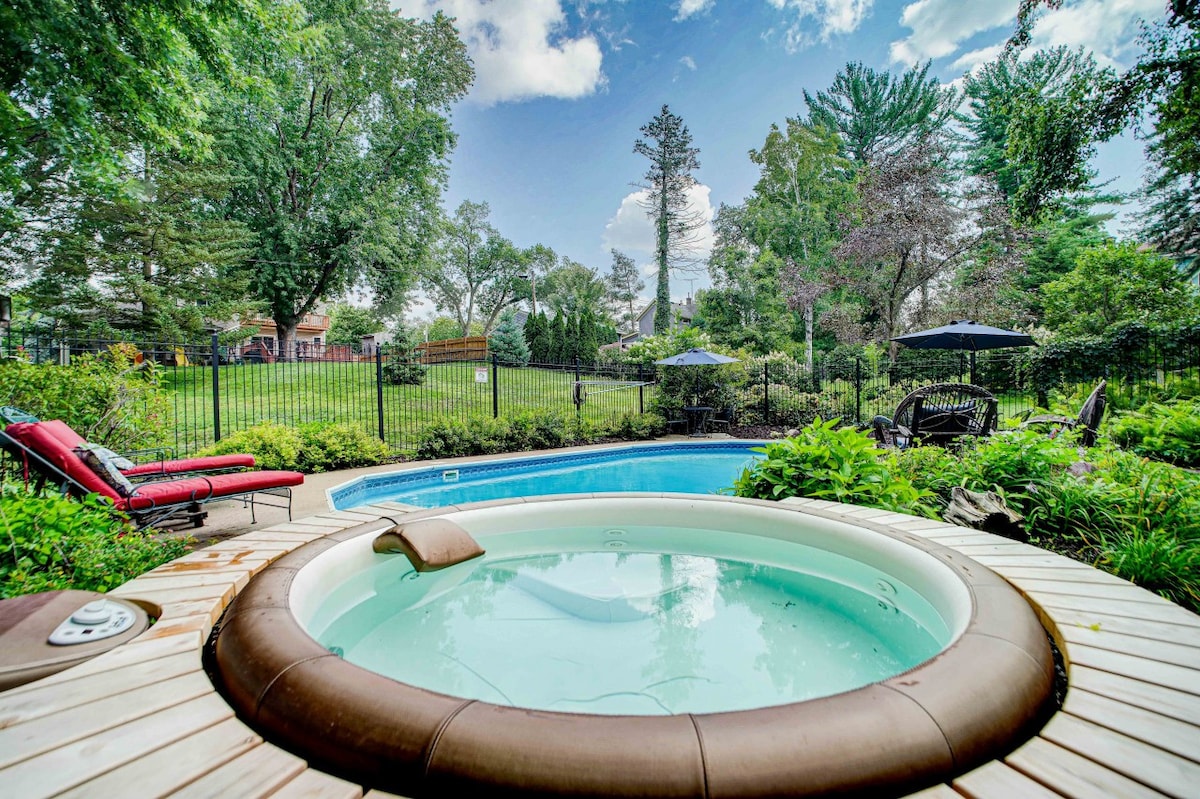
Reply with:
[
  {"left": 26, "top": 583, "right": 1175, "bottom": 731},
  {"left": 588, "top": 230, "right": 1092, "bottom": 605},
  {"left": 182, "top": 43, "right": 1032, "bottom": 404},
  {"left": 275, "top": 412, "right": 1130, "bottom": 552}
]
[
  {"left": 634, "top": 105, "right": 704, "bottom": 333},
  {"left": 578, "top": 307, "right": 599, "bottom": 365},
  {"left": 381, "top": 324, "right": 428, "bottom": 385},
  {"left": 548, "top": 313, "right": 567, "bottom": 364},
  {"left": 564, "top": 311, "right": 581, "bottom": 363},
  {"left": 489, "top": 309, "right": 530, "bottom": 366},
  {"left": 606, "top": 249, "right": 644, "bottom": 331}
]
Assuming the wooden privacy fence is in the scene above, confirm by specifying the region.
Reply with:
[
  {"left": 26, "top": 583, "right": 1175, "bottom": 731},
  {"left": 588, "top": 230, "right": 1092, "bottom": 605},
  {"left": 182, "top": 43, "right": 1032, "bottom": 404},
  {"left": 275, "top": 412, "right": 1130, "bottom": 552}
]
[{"left": 416, "top": 336, "right": 488, "bottom": 364}]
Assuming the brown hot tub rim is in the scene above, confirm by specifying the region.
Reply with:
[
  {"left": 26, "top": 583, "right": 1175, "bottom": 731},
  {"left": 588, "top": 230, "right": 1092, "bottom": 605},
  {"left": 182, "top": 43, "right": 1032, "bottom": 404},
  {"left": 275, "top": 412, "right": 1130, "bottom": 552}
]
[{"left": 209, "top": 495, "right": 1057, "bottom": 799}]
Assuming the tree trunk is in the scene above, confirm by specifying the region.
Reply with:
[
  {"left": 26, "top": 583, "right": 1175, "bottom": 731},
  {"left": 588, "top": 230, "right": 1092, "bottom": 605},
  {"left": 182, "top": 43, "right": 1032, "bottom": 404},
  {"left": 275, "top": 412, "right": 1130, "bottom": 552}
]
[
  {"left": 653, "top": 192, "right": 671, "bottom": 334},
  {"left": 944, "top": 487, "right": 1026, "bottom": 541},
  {"left": 277, "top": 323, "right": 298, "bottom": 362}
]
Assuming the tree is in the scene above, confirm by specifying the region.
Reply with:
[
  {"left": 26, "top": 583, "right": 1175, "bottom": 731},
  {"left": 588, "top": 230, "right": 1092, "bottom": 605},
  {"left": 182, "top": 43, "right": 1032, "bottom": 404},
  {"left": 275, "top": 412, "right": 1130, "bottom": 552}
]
[
  {"left": 747, "top": 118, "right": 853, "bottom": 367},
  {"left": 488, "top": 309, "right": 530, "bottom": 366},
  {"left": 548, "top": 312, "right": 568, "bottom": 364},
  {"left": 803, "top": 61, "right": 957, "bottom": 165},
  {"left": 832, "top": 137, "right": 1018, "bottom": 347},
  {"left": 1041, "top": 242, "right": 1200, "bottom": 337},
  {"left": 381, "top": 323, "right": 427, "bottom": 385},
  {"left": 577, "top": 306, "right": 600, "bottom": 365},
  {"left": 25, "top": 152, "right": 254, "bottom": 339},
  {"left": 219, "top": 1, "right": 472, "bottom": 359},
  {"left": 327, "top": 304, "right": 382, "bottom": 350},
  {"left": 423, "top": 201, "right": 547, "bottom": 336},
  {"left": 606, "top": 249, "right": 645, "bottom": 332},
  {"left": 541, "top": 258, "right": 609, "bottom": 319},
  {"left": 961, "top": 47, "right": 1114, "bottom": 221},
  {"left": 0, "top": 0, "right": 287, "bottom": 244},
  {"left": 634, "top": 105, "right": 704, "bottom": 333},
  {"left": 523, "top": 311, "right": 550, "bottom": 362}
]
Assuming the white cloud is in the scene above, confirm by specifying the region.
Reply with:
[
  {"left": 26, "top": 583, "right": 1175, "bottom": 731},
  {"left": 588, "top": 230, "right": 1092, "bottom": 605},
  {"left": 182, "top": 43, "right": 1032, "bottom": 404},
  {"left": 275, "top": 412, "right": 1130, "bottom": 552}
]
[
  {"left": 680, "top": 55, "right": 697, "bottom": 71},
  {"left": 889, "top": 0, "right": 1017, "bottom": 66},
  {"left": 602, "top": 185, "right": 717, "bottom": 262},
  {"left": 766, "top": 0, "right": 874, "bottom": 53},
  {"left": 676, "top": 0, "right": 716, "bottom": 21},
  {"left": 891, "top": 0, "right": 1164, "bottom": 71},
  {"left": 395, "top": 0, "right": 605, "bottom": 105}
]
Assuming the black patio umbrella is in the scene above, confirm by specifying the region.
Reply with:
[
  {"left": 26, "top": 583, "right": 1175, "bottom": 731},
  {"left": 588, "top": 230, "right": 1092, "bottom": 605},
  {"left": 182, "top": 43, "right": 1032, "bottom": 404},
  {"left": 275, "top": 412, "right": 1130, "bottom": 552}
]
[
  {"left": 890, "top": 320, "right": 1037, "bottom": 352},
  {"left": 890, "top": 320, "right": 1036, "bottom": 384}
]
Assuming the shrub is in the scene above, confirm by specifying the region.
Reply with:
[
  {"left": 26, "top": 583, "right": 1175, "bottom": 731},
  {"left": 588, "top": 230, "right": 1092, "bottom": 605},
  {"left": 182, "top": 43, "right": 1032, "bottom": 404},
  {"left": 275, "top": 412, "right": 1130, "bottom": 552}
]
[
  {"left": 198, "top": 422, "right": 302, "bottom": 470},
  {"left": 1108, "top": 400, "right": 1200, "bottom": 466},
  {"left": 731, "top": 418, "right": 939, "bottom": 516},
  {"left": 199, "top": 421, "right": 393, "bottom": 472},
  {"left": 380, "top": 325, "right": 428, "bottom": 386},
  {"left": 413, "top": 411, "right": 665, "bottom": 460},
  {"left": 0, "top": 344, "right": 169, "bottom": 451},
  {"left": 295, "top": 423, "right": 393, "bottom": 473},
  {"left": 0, "top": 487, "right": 188, "bottom": 597}
]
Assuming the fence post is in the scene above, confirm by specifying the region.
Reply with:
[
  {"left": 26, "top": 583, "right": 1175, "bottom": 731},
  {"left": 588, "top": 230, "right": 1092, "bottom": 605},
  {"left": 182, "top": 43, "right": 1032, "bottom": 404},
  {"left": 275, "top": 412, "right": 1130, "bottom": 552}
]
[
  {"left": 637, "top": 363, "right": 645, "bottom": 415},
  {"left": 574, "top": 357, "right": 582, "bottom": 417},
  {"left": 855, "top": 358, "right": 862, "bottom": 424},
  {"left": 492, "top": 354, "right": 499, "bottom": 419},
  {"left": 210, "top": 334, "right": 222, "bottom": 443},
  {"left": 375, "top": 348, "right": 386, "bottom": 442},
  {"left": 762, "top": 362, "right": 770, "bottom": 425}
]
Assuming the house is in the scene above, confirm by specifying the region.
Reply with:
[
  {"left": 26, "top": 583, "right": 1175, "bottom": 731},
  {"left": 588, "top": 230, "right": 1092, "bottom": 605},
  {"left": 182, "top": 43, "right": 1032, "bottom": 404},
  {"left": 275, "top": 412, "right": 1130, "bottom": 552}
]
[
  {"left": 222, "top": 309, "right": 332, "bottom": 361},
  {"left": 609, "top": 297, "right": 696, "bottom": 349}
]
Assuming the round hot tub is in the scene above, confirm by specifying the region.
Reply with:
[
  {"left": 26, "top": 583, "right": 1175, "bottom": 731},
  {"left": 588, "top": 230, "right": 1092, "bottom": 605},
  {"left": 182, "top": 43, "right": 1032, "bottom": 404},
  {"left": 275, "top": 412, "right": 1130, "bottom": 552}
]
[{"left": 211, "top": 495, "right": 1055, "bottom": 798}]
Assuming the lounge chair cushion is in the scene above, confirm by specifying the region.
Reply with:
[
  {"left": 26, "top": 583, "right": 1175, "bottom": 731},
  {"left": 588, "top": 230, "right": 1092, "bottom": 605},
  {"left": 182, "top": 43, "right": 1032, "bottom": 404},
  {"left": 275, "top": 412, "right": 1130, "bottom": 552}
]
[
  {"left": 122, "top": 454, "right": 256, "bottom": 477},
  {"left": 6, "top": 421, "right": 119, "bottom": 498},
  {"left": 117, "top": 470, "right": 305, "bottom": 512},
  {"left": 73, "top": 444, "right": 136, "bottom": 496}
]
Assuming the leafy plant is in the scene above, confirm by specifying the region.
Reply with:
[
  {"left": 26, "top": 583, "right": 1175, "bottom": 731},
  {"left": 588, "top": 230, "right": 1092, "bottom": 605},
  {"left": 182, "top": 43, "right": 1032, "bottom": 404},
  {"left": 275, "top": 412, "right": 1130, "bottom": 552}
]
[
  {"left": 0, "top": 487, "right": 188, "bottom": 597},
  {"left": 731, "top": 418, "right": 939, "bottom": 516},
  {"left": 295, "top": 423, "right": 392, "bottom": 473},
  {"left": 1108, "top": 400, "right": 1200, "bottom": 466},
  {"left": 198, "top": 422, "right": 302, "bottom": 470}
]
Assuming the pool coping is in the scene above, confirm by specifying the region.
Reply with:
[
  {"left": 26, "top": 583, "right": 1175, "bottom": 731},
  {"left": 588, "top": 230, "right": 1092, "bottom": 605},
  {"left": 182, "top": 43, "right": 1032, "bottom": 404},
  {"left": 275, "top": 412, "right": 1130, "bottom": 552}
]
[{"left": 2, "top": 443, "right": 1198, "bottom": 798}]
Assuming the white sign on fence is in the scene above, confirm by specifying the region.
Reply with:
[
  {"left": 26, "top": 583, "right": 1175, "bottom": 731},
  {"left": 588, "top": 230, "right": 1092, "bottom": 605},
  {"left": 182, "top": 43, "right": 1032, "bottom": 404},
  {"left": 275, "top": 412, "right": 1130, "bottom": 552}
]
[{"left": 475, "top": 366, "right": 488, "bottom": 383}]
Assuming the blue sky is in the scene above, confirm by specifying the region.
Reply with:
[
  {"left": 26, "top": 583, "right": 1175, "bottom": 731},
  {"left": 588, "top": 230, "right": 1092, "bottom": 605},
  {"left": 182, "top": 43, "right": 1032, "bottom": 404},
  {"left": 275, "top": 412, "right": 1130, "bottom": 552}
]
[{"left": 394, "top": 0, "right": 1163, "bottom": 316}]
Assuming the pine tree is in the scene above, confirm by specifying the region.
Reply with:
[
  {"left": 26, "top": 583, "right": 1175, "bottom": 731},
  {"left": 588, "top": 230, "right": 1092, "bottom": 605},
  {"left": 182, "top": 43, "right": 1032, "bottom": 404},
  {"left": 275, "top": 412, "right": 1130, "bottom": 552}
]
[
  {"left": 489, "top": 309, "right": 530, "bottom": 365},
  {"left": 548, "top": 313, "right": 567, "bottom": 364},
  {"left": 578, "top": 307, "right": 599, "bottom": 365}
]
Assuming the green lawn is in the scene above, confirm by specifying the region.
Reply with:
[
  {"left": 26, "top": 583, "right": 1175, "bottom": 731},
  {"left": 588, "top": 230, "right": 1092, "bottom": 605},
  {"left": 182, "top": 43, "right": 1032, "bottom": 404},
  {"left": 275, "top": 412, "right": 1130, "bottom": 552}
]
[{"left": 160, "top": 360, "right": 649, "bottom": 455}]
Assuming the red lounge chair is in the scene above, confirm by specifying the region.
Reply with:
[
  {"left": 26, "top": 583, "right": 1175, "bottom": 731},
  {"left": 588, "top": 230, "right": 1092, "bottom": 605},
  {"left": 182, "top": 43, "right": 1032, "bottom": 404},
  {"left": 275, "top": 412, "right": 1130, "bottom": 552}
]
[
  {"left": 6, "top": 419, "right": 256, "bottom": 480},
  {"left": 2, "top": 421, "right": 303, "bottom": 530}
]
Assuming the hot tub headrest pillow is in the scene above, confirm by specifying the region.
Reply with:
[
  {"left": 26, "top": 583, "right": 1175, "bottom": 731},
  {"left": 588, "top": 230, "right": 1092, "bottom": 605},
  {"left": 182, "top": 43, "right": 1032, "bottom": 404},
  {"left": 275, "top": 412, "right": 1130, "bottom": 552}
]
[{"left": 373, "top": 518, "right": 485, "bottom": 572}]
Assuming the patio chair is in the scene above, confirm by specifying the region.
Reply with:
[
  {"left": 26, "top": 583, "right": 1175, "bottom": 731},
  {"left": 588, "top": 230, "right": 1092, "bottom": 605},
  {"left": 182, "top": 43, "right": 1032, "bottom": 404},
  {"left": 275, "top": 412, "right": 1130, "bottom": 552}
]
[
  {"left": 1018, "top": 379, "right": 1107, "bottom": 448},
  {"left": 1, "top": 420, "right": 303, "bottom": 530},
  {"left": 706, "top": 406, "right": 735, "bottom": 434},
  {"left": 874, "top": 383, "right": 998, "bottom": 450}
]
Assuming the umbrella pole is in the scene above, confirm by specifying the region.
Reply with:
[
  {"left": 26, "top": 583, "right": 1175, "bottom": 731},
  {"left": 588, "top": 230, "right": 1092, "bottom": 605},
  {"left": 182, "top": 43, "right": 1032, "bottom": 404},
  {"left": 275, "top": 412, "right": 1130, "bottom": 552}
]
[{"left": 970, "top": 351, "right": 976, "bottom": 385}]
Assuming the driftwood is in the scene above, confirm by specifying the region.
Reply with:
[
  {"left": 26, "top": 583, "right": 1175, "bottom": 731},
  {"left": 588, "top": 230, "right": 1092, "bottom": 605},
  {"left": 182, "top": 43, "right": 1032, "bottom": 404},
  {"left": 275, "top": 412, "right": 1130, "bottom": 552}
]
[{"left": 943, "top": 487, "right": 1027, "bottom": 541}]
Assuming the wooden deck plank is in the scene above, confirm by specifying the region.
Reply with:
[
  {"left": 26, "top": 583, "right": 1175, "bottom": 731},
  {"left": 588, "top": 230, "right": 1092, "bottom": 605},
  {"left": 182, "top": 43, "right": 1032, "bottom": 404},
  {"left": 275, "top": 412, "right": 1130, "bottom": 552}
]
[
  {"left": 165, "top": 743, "right": 307, "bottom": 799},
  {"left": 1040, "top": 713, "right": 1200, "bottom": 798},
  {"left": 108, "top": 570, "right": 252, "bottom": 593},
  {"left": 1006, "top": 737, "right": 1170, "bottom": 799},
  {"left": 232, "top": 530, "right": 327, "bottom": 544},
  {"left": 0, "top": 693, "right": 232, "bottom": 798},
  {"left": 1067, "top": 644, "right": 1200, "bottom": 696},
  {"left": 53, "top": 716, "right": 260, "bottom": 799},
  {"left": 108, "top": 581, "right": 236, "bottom": 607},
  {"left": 0, "top": 631, "right": 199, "bottom": 695},
  {"left": 1037, "top": 595, "right": 1200, "bottom": 627},
  {"left": 988, "top": 566, "right": 1134, "bottom": 585},
  {"left": 902, "top": 785, "right": 965, "bottom": 798},
  {"left": 1042, "top": 608, "right": 1200, "bottom": 648},
  {"left": 951, "top": 759, "right": 1066, "bottom": 798},
  {"left": 1058, "top": 626, "right": 1200, "bottom": 669},
  {"left": 1011, "top": 580, "right": 1172, "bottom": 604},
  {"left": 269, "top": 768, "right": 363, "bottom": 798},
  {"left": 0, "top": 651, "right": 201, "bottom": 726},
  {"left": 1063, "top": 690, "right": 1200, "bottom": 763},
  {"left": 1071, "top": 665, "right": 1200, "bottom": 724},
  {"left": 0, "top": 671, "right": 214, "bottom": 769},
  {"left": 960, "top": 553, "right": 1086, "bottom": 568}
]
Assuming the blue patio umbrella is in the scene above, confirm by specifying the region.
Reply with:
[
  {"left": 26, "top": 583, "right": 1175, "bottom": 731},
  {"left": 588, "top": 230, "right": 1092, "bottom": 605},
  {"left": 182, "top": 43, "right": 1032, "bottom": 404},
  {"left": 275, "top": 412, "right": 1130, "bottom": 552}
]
[
  {"left": 654, "top": 348, "right": 740, "bottom": 366},
  {"left": 891, "top": 320, "right": 1036, "bottom": 384}
]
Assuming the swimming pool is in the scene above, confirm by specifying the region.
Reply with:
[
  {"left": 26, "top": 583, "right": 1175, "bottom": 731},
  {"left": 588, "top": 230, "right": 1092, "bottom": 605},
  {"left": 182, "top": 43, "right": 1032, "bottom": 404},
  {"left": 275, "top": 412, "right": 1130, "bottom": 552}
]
[{"left": 329, "top": 440, "right": 766, "bottom": 510}]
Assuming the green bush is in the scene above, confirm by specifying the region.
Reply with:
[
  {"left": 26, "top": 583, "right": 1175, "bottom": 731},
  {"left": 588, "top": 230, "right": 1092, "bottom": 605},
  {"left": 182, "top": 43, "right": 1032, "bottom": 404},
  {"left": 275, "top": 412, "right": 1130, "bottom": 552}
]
[
  {"left": 198, "top": 421, "right": 393, "bottom": 472},
  {"left": 1108, "top": 400, "right": 1200, "bottom": 466},
  {"left": 0, "top": 344, "right": 169, "bottom": 451},
  {"left": 199, "top": 422, "right": 302, "bottom": 470},
  {"left": 731, "top": 418, "right": 939, "bottom": 516},
  {"left": 413, "top": 411, "right": 666, "bottom": 460},
  {"left": 0, "top": 487, "right": 188, "bottom": 597},
  {"left": 295, "top": 423, "right": 393, "bottom": 473}
]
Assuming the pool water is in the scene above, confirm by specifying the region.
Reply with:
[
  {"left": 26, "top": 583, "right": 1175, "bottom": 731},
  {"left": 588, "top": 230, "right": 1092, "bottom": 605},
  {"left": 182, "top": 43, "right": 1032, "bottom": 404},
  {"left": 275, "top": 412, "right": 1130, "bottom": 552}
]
[
  {"left": 306, "top": 523, "right": 947, "bottom": 715},
  {"left": 331, "top": 442, "right": 765, "bottom": 509}
]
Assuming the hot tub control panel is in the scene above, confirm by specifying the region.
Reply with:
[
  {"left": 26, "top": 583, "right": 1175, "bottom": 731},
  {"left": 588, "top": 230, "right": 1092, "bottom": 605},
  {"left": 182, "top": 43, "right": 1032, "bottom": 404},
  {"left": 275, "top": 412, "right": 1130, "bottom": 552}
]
[{"left": 48, "top": 599, "right": 138, "bottom": 646}]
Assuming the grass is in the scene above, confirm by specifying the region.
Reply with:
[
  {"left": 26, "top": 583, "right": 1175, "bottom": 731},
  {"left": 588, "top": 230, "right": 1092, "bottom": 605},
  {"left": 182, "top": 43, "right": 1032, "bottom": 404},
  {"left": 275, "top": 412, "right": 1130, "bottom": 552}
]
[{"left": 160, "top": 360, "right": 648, "bottom": 455}]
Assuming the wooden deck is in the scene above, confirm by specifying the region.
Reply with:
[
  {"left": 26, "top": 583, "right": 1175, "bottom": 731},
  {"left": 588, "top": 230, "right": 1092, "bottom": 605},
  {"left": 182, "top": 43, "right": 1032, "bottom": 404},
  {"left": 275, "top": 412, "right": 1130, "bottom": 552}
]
[{"left": 1, "top": 496, "right": 1197, "bottom": 799}]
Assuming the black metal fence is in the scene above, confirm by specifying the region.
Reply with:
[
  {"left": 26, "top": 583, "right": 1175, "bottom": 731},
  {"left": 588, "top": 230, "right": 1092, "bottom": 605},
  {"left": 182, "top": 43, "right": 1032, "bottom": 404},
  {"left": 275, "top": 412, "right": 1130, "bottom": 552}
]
[{"left": 3, "top": 325, "right": 1197, "bottom": 456}]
